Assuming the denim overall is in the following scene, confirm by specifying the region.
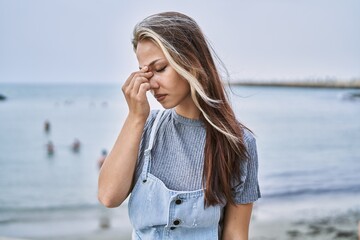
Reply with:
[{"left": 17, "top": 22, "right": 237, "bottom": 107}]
[{"left": 128, "top": 110, "right": 222, "bottom": 240}]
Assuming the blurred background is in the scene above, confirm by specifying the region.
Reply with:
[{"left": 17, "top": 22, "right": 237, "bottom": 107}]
[{"left": 0, "top": 0, "right": 359, "bottom": 239}]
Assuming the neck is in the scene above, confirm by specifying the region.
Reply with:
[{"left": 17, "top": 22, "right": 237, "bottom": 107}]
[{"left": 175, "top": 101, "right": 200, "bottom": 120}]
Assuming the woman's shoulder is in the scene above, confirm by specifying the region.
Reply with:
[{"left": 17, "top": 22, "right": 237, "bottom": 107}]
[
  {"left": 144, "top": 109, "right": 172, "bottom": 129},
  {"left": 242, "top": 127, "right": 255, "bottom": 144},
  {"left": 148, "top": 109, "right": 161, "bottom": 120},
  {"left": 148, "top": 108, "right": 172, "bottom": 120},
  {"left": 241, "top": 127, "right": 257, "bottom": 155}
]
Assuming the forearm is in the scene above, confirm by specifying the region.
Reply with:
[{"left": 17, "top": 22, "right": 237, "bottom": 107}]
[
  {"left": 222, "top": 228, "right": 248, "bottom": 240},
  {"left": 222, "top": 203, "right": 253, "bottom": 240},
  {"left": 98, "top": 114, "right": 146, "bottom": 207}
]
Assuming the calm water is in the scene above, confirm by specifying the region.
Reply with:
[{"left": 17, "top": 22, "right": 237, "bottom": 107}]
[{"left": 0, "top": 83, "right": 359, "bottom": 236}]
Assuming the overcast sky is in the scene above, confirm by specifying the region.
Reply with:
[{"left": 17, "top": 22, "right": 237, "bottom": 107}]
[{"left": 0, "top": 0, "right": 359, "bottom": 84}]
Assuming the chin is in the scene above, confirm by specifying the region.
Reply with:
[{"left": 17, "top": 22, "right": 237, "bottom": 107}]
[
  {"left": 160, "top": 102, "right": 176, "bottom": 110},
  {"left": 160, "top": 104, "right": 173, "bottom": 110}
]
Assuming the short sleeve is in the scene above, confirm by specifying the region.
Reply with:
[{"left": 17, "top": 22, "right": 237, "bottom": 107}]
[{"left": 232, "top": 129, "right": 261, "bottom": 204}]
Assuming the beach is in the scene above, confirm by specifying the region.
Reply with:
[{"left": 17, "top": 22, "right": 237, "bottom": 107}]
[
  {"left": 250, "top": 194, "right": 360, "bottom": 240},
  {"left": 2, "top": 196, "right": 359, "bottom": 240},
  {"left": 0, "top": 83, "right": 359, "bottom": 239}
]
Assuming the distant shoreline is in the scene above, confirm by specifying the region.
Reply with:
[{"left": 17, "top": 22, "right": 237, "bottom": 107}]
[
  {"left": 230, "top": 80, "right": 360, "bottom": 89},
  {"left": 1, "top": 80, "right": 360, "bottom": 89}
]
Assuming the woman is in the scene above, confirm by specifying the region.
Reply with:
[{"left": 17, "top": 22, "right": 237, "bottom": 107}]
[{"left": 98, "top": 12, "right": 260, "bottom": 240}]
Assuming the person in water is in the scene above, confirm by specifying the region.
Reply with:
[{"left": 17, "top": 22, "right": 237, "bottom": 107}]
[
  {"left": 98, "top": 12, "right": 260, "bottom": 239},
  {"left": 71, "top": 138, "right": 81, "bottom": 153},
  {"left": 98, "top": 149, "right": 108, "bottom": 169}
]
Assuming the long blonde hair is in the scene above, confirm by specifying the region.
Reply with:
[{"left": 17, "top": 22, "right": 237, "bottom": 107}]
[{"left": 133, "top": 12, "right": 249, "bottom": 206}]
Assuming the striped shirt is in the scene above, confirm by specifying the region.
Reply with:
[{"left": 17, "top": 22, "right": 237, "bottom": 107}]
[{"left": 135, "top": 108, "right": 261, "bottom": 204}]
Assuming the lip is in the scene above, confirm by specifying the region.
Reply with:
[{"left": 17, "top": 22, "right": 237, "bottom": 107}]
[{"left": 154, "top": 94, "right": 167, "bottom": 102}]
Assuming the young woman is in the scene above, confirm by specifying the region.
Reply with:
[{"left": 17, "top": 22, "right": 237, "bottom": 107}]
[{"left": 98, "top": 11, "right": 260, "bottom": 240}]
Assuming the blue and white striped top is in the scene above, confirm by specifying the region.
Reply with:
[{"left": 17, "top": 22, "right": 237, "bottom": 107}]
[{"left": 135, "top": 108, "right": 261, "bottom": 204}]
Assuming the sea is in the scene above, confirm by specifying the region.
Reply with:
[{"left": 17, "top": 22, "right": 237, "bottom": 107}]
[{"left": 0, "top": 83, "right": 359, "bottom": 238}]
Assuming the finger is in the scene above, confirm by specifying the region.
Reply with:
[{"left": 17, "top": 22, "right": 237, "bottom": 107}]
[
  {"left": 137, "top": 82, "right": 151, "bottom": 98},
  {"left": 141, "top": 66, "right": 148, "bottom": 73},
  {"left": 128, "top": 72, "right": 151, "bottom": 92},
  {"left": 122, "top": 66, "right": 149, "bottom": 89},
  {"left": 123, "top": 72, "right": 136, "bottom": 89},
  {"left": 132, "top": 76, "right": 150, "bottom": 95},
  {"left": 127, "top": 71, "right": 153, "bottom": 92}
]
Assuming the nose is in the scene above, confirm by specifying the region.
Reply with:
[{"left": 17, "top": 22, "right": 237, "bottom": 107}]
[{"left": 148, "top": 75, "right": 160, "bottom": 89}]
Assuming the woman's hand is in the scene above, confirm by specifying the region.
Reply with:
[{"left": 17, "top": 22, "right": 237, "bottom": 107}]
[
  {"left": 122, "top": 66, "right": 153, "bottom": 121},
  {"left": 98, "top": 67, "right": 153, "bottom": 208}
]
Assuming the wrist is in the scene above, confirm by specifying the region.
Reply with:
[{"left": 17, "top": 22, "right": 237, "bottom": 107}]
[{"left": 126, "top": 113, "right": 148, "bottom": 126}]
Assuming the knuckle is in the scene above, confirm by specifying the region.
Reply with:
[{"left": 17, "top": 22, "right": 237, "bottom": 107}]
[
  {"left": 140, "top": 83, "right": 150, "bottom": 90},
  {"left": 135, "top": 77, "right": 147, "bottom": 85},
  {"left": 127, "top": 73, "right": 135, "bottom": 81},
  {"left": 130, "top": 92, "right": 136, "bottom": 99},
  {"left": 124, "top": 88, "right": 131, "bottom": 96},
  {"left": 133, "top": 72, "right": 142, "bottom": 78}
]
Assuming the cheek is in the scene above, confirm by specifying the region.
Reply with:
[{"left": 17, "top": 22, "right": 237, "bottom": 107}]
[
  {"left": 157, "top": 71, "right": 179, "bottom": 85},
  {"left": 177, "top": 79, "right": 191, "bottom": 94}
]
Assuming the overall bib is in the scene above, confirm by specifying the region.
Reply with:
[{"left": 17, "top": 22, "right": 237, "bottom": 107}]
[{"left": 128, "top": 110, "right": 222, "bottom": 240}]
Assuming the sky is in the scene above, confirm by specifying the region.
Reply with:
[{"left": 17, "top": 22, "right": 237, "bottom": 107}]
[{"left": 0, "top": 0, "right": 359, "bottom": 84}]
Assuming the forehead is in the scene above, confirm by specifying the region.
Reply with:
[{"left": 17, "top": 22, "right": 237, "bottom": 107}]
[{"left": 136, "top": 39, "right": 165, "bottom": 67}]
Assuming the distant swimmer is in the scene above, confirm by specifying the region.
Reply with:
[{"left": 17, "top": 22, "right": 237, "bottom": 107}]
[
  {"left": 98, "top": 149, "right": 108, "bottom": 169},
  {"left": 47, "top": 141, "right": 54, "bottom": 156},
  {"left": 44, "top": 120, "right": 51, "bottom": 133},
  {"left": 0, "top": 94, "right": 6, "bottom": 101},
  {"left": 98, "top": 148, "right": 111, "bottom": 230},
  {"left": 72, "top": 138, "right": 81, "bottom": 153},
  {"left": 101, "top": 101, "right": 108, "bottom": 107}
]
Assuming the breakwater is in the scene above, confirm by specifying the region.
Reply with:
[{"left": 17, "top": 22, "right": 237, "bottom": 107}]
[{"left": 231, "top": 79, "right": 360, "bottom": 89}]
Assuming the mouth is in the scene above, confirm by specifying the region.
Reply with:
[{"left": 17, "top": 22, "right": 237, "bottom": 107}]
[{"left": 154, "top": 94, "right": 167, "bottom": 102}]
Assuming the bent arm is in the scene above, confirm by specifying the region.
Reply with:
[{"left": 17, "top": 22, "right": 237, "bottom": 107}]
[
  {"left": 98, "top": 68, "right": 153, "bottom": 208},
  {"left": 222, "top": 203, "right": 253, "bottom": 240},
  {"left": 98, "top": 114, "right": 146, "bottom": 208}
]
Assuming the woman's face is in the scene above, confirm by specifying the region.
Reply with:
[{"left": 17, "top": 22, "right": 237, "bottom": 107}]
[{"left": 136, "top": 39, "right": 197, "bottom": 116}]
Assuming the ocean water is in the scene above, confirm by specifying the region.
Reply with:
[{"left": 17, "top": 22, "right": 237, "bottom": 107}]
[{"left": 0, "top": 83, "right": 359, "bottom": 237}]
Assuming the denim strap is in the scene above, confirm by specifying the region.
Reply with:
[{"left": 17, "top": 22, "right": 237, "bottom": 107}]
[{"left": 141, "top": 110, "right": 164, "bottom": 180}]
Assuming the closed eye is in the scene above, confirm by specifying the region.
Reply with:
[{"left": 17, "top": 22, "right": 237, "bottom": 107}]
[{"left": 156, "top": 66, "right": 166, "bottom": 73}]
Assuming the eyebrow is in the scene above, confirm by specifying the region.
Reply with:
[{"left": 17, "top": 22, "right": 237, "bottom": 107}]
[{"left": 139, "top": 58, "right": 163, "bottom": 70}]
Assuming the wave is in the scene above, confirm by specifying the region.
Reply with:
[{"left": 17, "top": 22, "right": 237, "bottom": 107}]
[
  {"left": 262, "top": 185, "right": 360, "bottom": 199},
  {"left": 340, "top": 91, "right": 360, "bottom": 101},
  {"left": 0, "top": 203, "right": 103, "bottom": 225},
  {"left": 0, "top": 203, "right": 100, "bottom": 214}
]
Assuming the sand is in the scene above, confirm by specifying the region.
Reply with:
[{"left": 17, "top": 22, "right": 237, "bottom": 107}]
[
  {"left": 3, "top": 214, "right": 358, "bottom": 240},
  {"left": 1, "top": 195, "right": 359, "bottom": 240},
  {"left": 250, "top": 210, "right": 360, "bottom": 240},
  {"left": 3, "top": 212, "right": 357, "bottom": 240}
]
